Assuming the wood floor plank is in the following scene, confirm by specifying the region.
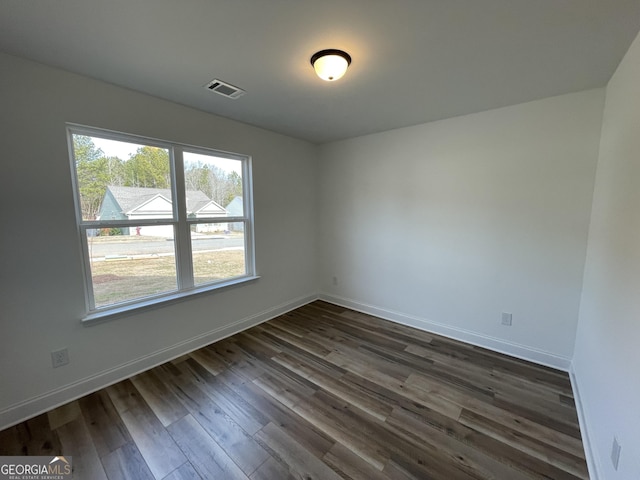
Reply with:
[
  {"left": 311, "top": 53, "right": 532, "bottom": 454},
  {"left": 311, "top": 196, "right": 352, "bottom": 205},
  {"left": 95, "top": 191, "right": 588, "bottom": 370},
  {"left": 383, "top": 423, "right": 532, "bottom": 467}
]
[
  {"left": 170, "top": 354, "right": 191, "bottom": 365},
  {"left": 335, "top": 308, "right": 436, "bottom": 346},
  {"left": 182, "top": 358, "right": 268, "bottom": 435},
  {"left": 492, "top": 394, "right": 582, "bottom": 439},
  {"left": 78, "top": 390, "right": 132, "bottom": 458},
  {"left": 203, "top": 339, "right": 264, "bottom": 381},
  {"left": 249, "top": 457, "right": 297, "bottom": 480},
  {"left": 56, "top": 416, "right": 108, "bottom": 480},
  {"left": 164, "top": 361, "right": 271, "bottom": 476},
  {"left": 161, "top": 462, "right": 202, "bottom": 480},
  {"left": 489, "top": 364, "right": 574, "bottom": 398},
  {"left": 338, "top": 372, "right": 407, "bottom": 413},
  {"left": 168, "top": 414, "right": 249, "bottom": 480},
  {"left": 228, "top": 376, "right": 335, "bottom": 460},
  {"left": 266, "top": 315, "right": 309, "bottom": 337},
  {"left": 459, "top": 408, "right": 589, "bottom": 479},
  {"left": 47, "top": 400, "right": 81, "bottom": 430},
  {"left": 323, "top": 441, "right": 392, "bottom": 480},
  {"left": 130, "top": 369, "right": 188, "bottom": 427},
  {"left": 255, "top": 329, "right": 348, "bottom": 380},
  {"left": 0, "top": 425, "right": 23, "bottom": 455},
  {"left": 387, "top": 405, "right": 553, "bottom": 480},
  {"left": 383, "top": 460, "right": 426, "bottom": 480},
  {"left": 292, "top": 394, "right": 390, "bottom": 470},
  {"left": 253, "top": 372, "right": 313, "bottom": 409},
  {"left": 454, "top": 392, "right": 587, "bottom": 459},
  {"left": 316, "top": 317, "right": 412, "bottom": 353},
  {"left": 325, "top": 348, "right": 408, "bottom": 392},
  {"left": 404, "top": 361, "right": 496, "bottom": 402},
  {"left": 308, "top": 389, "right": 481, "bottom": 480},
  {"left": 405, "top": 343, "right": 494, "bottom": 378},
  {"left": 387, "top": 446, "right": 478, "bottom": 480},
  {"left": 256, "top": 322, "right": 333, "bottom": 358},
  {"left": 273, "top": 350, "right": 391, "bottom": 421},
  {"left": 0, "top": 413, "right": 63, "bottom": 457},
  {"left": 106, "top": 380, "right": 187, "bottom": 479},
  {"left": 189, "top": 348, "right": 228, "bottom": 376},
  {"left": 101, "top": 442, "right": 155, "bottom": 480},
  {"left": 255, "top": 422, "right": 343, "bottom": 480},
  {"left": 400, "top": 374, "right": 465, "bottom": 420},
  {"left": 491, "top": 360, "right": 573, "bottom": 393}
]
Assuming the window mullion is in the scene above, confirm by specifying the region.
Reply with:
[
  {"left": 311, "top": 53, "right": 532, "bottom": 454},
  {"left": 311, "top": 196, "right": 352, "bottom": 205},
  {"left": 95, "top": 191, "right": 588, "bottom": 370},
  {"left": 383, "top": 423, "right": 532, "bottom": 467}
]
[
  {"left": 172, "top": 148, "right": 194, "bottom": 289},
  {"left": 79, "top": 225, "right": 97, "bottom": 311}
]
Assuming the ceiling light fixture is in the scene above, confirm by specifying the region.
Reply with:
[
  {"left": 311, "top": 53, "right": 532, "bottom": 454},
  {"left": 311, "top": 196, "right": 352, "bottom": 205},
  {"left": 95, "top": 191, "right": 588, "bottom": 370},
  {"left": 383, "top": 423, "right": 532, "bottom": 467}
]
[{"left": 310, "top": 49, "right": 352, "bottom": 81}]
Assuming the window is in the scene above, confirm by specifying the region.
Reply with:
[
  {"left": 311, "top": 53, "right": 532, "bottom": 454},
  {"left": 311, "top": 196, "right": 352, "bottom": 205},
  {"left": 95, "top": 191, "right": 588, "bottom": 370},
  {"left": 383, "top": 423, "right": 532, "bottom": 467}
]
[{"left": 68, "top": 125, "right": 255, "bottom": 319}]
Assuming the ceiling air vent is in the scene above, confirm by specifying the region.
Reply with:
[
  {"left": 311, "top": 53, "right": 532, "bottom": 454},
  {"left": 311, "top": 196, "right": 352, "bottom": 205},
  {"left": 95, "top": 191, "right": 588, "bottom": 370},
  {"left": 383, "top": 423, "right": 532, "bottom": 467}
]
[{"left": 204, "top": 79, "right": 246, "bottom": 99}]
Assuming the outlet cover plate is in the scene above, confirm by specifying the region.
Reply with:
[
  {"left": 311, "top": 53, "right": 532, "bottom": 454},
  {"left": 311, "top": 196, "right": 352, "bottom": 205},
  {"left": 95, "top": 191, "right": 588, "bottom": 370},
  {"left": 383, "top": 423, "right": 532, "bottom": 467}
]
[
  {"left": 51, "top": 348, "right": 69, "bottom": 368},
  {"left": 501, "top": 312, "right": 513, "bottom": 326}
]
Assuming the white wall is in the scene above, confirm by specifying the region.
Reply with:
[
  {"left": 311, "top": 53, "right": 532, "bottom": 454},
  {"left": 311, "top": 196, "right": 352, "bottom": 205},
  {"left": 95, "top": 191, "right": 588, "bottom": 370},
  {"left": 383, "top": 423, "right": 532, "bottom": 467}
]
[
  {"left": 0, "top": 53, "right": 318, "bottom": 428},
  {"left": 318, "top": 90, "right": 604, "bottom": 368},
  {"left": 573, "top": 31, "right": 640, "bottom": 479}
]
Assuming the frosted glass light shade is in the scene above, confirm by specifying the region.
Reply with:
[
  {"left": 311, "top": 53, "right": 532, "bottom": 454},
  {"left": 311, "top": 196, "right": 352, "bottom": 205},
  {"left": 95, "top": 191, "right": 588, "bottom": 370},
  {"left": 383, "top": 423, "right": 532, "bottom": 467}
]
[{"left": 311, "top": 49, "right": 351, "bottom": 81}]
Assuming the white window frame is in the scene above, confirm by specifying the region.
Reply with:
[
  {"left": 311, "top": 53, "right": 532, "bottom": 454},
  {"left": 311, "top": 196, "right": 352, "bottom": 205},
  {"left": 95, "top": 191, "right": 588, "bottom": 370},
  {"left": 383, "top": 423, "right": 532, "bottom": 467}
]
[{"left": 67, "top": 124, "right": 257, "bottom": 323}]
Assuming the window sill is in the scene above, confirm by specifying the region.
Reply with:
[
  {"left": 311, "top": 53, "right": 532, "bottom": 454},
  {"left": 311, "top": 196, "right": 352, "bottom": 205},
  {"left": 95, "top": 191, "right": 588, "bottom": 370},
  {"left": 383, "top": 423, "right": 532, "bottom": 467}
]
[{"left": 82, "top": 275, "right": 260, "bottom": 326}]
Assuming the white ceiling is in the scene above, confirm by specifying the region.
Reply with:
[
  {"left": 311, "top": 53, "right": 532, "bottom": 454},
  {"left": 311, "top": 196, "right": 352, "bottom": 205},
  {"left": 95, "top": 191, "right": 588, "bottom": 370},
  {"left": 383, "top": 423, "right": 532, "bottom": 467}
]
[{"left": 2, "top": 1, "right": 639, "bottom": 144}]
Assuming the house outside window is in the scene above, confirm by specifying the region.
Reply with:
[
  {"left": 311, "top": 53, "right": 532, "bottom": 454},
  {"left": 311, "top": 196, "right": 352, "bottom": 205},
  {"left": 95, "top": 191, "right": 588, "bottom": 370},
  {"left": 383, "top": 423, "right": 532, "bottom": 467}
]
[{"left": 68, "top": 125, "right": 256, "bottom": 319}]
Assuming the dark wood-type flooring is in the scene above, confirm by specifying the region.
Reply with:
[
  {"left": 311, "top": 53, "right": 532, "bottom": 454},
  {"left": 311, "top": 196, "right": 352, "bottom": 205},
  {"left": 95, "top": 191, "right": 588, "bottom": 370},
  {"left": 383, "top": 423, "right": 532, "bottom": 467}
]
[{"left": 0, "top": 301, "right": 589, "bottom": 479}]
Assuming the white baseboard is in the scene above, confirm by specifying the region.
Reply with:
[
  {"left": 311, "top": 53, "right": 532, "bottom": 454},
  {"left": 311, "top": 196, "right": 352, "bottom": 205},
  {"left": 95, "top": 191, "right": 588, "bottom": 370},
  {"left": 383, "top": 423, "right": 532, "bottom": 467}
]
[
  {"left": 569, "top": 364, "right": 600, "bottom": 480},
  {"left": 319, "top": 293, "right": 572, "bottom": 371},
  {"left": 0, "top": 294, "right": 318, "bottom": 431}
]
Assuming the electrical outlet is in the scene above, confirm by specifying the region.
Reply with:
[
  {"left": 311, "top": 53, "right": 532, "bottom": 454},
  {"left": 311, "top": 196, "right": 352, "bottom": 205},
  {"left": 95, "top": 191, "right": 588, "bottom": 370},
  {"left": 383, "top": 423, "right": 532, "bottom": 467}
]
[
  {"left": 611, "top": 436, "right": 621, "bottom": 471},
  {"left": 51, "top": 348, "right": 69, "bottom": 368},
  {"left": 332, "top": 276, "right": 338, "bottom": 286},
  {"left": 501, "top": 312, "right": 512, "bottom": 326}
]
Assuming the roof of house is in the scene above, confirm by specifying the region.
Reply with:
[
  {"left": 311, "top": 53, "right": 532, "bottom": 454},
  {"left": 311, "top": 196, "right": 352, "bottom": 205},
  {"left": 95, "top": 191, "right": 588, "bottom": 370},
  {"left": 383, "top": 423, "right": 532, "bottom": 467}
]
[
  {"left": 106, "top": 186, "right": 223, "bottom": 214},
  {"left": 225, "top": 196, "right": 243, "bottom": 215}
]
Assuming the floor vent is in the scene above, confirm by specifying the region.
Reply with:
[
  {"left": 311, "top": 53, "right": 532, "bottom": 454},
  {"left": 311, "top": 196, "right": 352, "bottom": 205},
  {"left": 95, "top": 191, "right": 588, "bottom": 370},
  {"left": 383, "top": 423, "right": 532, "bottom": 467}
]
[{"left": 204, "top": 79, "right": 246, "bottom": 99}]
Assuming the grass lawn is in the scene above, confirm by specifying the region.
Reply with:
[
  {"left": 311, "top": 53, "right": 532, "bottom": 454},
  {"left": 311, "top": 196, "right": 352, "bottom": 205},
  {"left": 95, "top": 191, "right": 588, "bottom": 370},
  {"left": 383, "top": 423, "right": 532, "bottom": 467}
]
[{"left": 91, "top": 249, "right": 245, "bottom": 307}]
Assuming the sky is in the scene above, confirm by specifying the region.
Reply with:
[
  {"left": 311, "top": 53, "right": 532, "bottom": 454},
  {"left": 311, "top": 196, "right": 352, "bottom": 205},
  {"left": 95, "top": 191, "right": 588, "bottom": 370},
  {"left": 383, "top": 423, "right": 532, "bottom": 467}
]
[
  {"left": 92, "top": 137, "right": 143, "bottom": 159},
  {"left": 91, "top": 137, "right": 242, "bottom": 175}
]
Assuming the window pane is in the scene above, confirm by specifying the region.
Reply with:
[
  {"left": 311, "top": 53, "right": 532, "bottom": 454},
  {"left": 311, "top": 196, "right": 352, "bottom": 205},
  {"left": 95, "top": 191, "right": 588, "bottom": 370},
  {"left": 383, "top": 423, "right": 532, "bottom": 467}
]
[
  {"left": 191, "top": 223, "right": 245, "bottom": 285},
  {"left": 72, "top": 134, "right": 172, "bottom": 221},
  {"left": 183, "top": 151, "right": 244, "bottom": 217},
  {"left": 86, "top": 227, "right": 178, "bottom": 307}
]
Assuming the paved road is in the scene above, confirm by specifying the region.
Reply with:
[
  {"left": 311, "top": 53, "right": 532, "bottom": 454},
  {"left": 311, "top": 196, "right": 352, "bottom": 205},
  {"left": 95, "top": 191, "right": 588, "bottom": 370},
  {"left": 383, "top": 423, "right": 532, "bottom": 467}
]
[{"left": 88, "top": 236, "right": 243, "bottom": 258}]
